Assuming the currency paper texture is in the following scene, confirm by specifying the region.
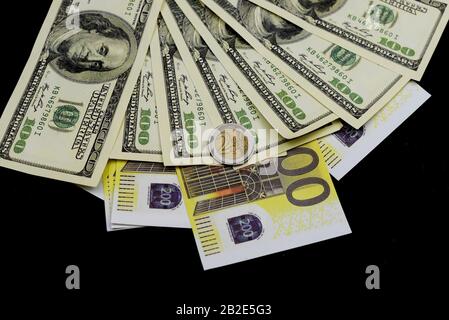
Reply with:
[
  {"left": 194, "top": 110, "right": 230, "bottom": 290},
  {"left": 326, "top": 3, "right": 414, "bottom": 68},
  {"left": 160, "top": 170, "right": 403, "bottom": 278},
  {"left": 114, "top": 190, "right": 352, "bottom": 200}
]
[
  {"left": 177, "top": 141, "right": 351, "bottom": 269},
  {"left": 162, "top": 1, "right": 340, "bottom": 159},
  {"left": 111, "top": 161, "right": 190, "bottom": 228},
  {"left": 152, "top": 17, "right": 219, "bottom": 165},
  {"left": 319, "top": 81, "right": 430, "bottom": 180},
  {"left": 153, "top": 15, "right": 341, "bottom": 166},
  {"left": 0, "top": 0, "right": 163, "bottom": 186},
  {"left": 111, "top": 49, "right": 163, "bottom": 162},
  {"left": 248, "top": 0, "right": 449, "bottom": 80},
  {"left": 164, "top": 0, "right": 337, "bottom": 140},
  {"left": 102, "top": 161, "right": 135, "bottom": 231},
  {"left": 194, "top": 0, "right": 409, "bottom": 128}
]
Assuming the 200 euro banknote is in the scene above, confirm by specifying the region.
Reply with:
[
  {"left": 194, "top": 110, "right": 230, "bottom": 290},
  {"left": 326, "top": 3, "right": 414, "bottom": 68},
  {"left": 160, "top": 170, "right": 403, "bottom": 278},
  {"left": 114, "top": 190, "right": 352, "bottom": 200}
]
[{"left": 177, "top": 141, "right": 351, "bottom": 269}]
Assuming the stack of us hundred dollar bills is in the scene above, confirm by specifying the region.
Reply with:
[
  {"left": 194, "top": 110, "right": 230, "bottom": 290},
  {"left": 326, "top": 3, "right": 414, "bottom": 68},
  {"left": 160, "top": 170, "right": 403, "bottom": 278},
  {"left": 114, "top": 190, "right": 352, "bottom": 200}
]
[{"left": 0, "top": 0, "right": 443, "bottom": 269}]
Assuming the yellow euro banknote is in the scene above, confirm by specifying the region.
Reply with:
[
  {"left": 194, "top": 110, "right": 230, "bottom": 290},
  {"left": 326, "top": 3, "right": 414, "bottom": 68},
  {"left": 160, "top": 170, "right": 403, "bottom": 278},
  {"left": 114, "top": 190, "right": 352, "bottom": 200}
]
[
  {"left": 177, "top": 140, "right": 351, "bottom": 269},
  {"left": 111, "top": 160, "right": 190, "bottom": 228},
  {"left": 102, "top": 160, "right": 134, "bottom": 231}
]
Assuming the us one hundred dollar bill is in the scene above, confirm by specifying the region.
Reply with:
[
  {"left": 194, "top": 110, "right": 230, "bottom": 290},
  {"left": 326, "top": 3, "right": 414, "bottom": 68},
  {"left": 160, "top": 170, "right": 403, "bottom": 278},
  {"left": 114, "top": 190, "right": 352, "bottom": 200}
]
[
  {"left": 164, "top": 0, "right": 338, "bottom": 140},
  {"left": 153, "top": 15, "right": 342, "bottom": 165},
  {"left": 111, "top": 49, "right": 163, "bottom": 162},
  {"left": 152, "top": 17, "right": 219, "bottom": 166},
  {"left": 0, "top": 0, "right": 162, "bottom": 186},
  {"left": 248, "top": 0, "right": 449, "bottom": 80},
  {"left": 191, "top": 0, "right": 410, "bottom": 129},
  {"left": 319, "top": 81, "right": 430, "bottom": 180},
  {"left": 162, "top": 1, "right": 340, "bottom": 158},
  {"left": 177, "top": 141, "right": 351, "bottom": 270}
]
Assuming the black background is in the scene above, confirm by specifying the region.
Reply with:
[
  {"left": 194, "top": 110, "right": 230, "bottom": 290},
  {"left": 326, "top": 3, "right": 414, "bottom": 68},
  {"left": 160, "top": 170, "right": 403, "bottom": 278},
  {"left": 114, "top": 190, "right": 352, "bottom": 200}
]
[{"left": 1, "top": 1, "right": 447, "bottom": 314}]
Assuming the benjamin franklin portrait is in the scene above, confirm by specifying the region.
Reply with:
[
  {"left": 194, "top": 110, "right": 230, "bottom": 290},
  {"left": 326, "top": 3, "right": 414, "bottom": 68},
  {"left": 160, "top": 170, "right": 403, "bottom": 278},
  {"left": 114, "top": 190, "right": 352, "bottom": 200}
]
[
  {"left": 271, "top": 0, "right": 347, "bottom": 19},
  {"left": 45, "top": 12, "right": 138, "bottom": 83},
  {"left": 182, "top": 15, "right": 212, "bottom": 59},
  {"left": 238, "top": 0, "right": 309, "bottom": 45},
  {"left": 159, "top": 19, "right": 177, "bottom": 56},
  {"left": 202, "top": 4, "right": 250, "bottom": 49}
]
